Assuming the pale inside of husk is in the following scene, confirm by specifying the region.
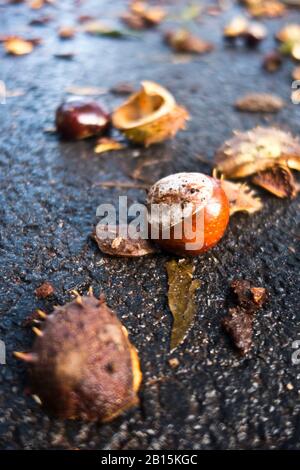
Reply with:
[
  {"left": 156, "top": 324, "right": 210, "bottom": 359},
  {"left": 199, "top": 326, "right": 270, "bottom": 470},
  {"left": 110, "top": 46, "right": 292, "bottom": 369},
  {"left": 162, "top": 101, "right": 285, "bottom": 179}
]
[{"left": 112, "top": 81, "right": 176, "bottom": 130}]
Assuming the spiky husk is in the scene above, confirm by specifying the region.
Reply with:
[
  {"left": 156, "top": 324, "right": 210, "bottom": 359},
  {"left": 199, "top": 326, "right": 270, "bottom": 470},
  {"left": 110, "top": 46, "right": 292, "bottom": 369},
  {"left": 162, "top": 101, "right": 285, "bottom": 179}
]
[{"left": 27, "top": 294, "right": 142, "bottom": 422}]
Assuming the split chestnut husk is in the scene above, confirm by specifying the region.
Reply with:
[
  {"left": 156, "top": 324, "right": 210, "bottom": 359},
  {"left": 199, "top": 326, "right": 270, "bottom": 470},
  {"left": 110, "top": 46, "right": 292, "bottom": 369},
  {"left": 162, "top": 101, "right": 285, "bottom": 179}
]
[
  {"left": 112, "top": 81, "right": 189, "bottom": 146},
  {"left": 14, "top": 293, "right": 142, "bottom": 422}
]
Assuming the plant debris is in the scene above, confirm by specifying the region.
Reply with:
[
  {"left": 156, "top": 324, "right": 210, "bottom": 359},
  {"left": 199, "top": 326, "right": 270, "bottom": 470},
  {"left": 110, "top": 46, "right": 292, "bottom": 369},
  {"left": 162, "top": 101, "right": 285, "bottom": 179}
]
[
  {"left": 222, "top": 280, "right": 268, "bottom": 355},
  {"left": 215, "top": 127, "right": 300, "bottom": 178},
  {"left": 252, "top": 164, "right": 299, "bottom": 198},
  {"left": 58, "top": 26, "right": 76, "bottom": 39},
  {"left": 3, "top": 37, "right": 37, "bottom": 55},
  {"left": 94, "top": 138, "right": 125, "bottom": 154},
  {"left": 65, "top": 86, "right": 107, "bottom": 96},
  {"left": 35, "top": 282, "right": 55, "bottom": 299},
  {"left": 14, "top": 293, "right": 142, "bottom": 422},
  {"left": 277, "top": 24, "right": 300, "bottom": 60},
  {"left": 164, "top": 30, "right": 214, "bottom": 54},
  {"left": 262, "top": 51, "right": 283, "bottom": 72},
  {"left": 223, "top": 17, "right": 267, "bottom": 47},
  {"left": 220, "top": 179, "right": 263, "bottom": 214},
  {"left": 121, "top": 1, "right": 166, "bottom": 30},
  {"left": 166, "top": 259, "right": 200, "bottom": 352},
  {"left": 234, "top": 93, "right": 284, "bottom": 113},
  {"left": 241, "top": 0, "right": 286, "bottom": 18},
  {"left": 54, "top": 51, "right": 75, "bottom": 60},
  {"left": 110, "top": 83, "right": 135, "bottom": 96},
  {"left": 292, "top": 65, "right": 300, "bottom": 80},
  {"left": 112, "top": 81, "right": 189, "bottom": 146},
  {"left": 94, "top": 225, "right": 159, "bottom": 257},
  {"left": 82, "top": 20, "right": 132, "bottom": 38}
]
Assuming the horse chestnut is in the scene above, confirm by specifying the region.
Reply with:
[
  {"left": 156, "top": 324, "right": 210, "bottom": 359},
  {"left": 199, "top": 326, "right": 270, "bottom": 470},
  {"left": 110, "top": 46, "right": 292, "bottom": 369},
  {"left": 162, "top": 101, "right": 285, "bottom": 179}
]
[
  {"left": 147, "top": 172, "right": 230, "bottom": 256},
  {"left": 55, "top": 99, "right": 109, "bottom": 140}
]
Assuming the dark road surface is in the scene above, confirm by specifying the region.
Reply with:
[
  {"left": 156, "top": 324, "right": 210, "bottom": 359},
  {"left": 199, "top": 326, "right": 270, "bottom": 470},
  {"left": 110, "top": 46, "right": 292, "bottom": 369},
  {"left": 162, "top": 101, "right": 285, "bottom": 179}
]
[{"left": 0, "top": 0, "right": 300, "bottom": 449}]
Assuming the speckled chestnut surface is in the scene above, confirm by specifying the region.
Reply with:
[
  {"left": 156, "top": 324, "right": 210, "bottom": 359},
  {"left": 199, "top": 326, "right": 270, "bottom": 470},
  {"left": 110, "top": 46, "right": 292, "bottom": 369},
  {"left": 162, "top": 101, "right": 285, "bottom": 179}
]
[
  {"left": 147, "top": 172, "right": 230, "bottom": 256},
  {"left": 55, "top": 99, "right": 110, "bottom": 140}
]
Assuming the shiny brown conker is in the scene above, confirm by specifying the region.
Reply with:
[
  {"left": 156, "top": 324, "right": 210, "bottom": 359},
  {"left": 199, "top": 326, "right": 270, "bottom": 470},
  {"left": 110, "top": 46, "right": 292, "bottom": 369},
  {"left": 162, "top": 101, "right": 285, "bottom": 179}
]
[
  {"left": 147, "top": 172, "right": 230, "bottom": 256},
  {"left": 55, "top": 99, "right": 110, "bottom": 140}
]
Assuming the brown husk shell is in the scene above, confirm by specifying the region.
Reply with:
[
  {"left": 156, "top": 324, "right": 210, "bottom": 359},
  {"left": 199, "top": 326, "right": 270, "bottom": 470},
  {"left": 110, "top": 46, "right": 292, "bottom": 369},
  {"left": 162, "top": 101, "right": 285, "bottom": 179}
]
[
  {"left": 215, "top": 127, "right": 300, "bottom": 178},
  {"left": 112, "top": 81, "right": 189, "bottom": 146},
  {"left": 252, "top": 164, "right": 299, "bottom": 198},
  {"left": 28, "top": 294, "right": 142, "bottom": 421}
]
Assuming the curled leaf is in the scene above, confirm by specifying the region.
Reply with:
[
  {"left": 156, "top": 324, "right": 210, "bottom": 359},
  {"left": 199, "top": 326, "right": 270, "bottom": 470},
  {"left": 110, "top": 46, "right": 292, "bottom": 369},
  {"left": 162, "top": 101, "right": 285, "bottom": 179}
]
[
  {"left": 94, "top": 224, "right": 158, "bottom": 257},
  {"left": 220, "top": 179, "right": 263, "bottom": 214},
  {"left": 252, "top": 164, "right": 299, "bottom": 198},
  {"left": 234, "top": 93, "right": 284, "bottom": 113},
  {"left": 215, "top": 127, "right": 300, "bottom": 178},
  {"left": 164, "top": 30, "right": 214, "bottom": 54},
  {"left": 112, "top": 81, "right": 189, "bottom": 146},
  {"left": 166, "top": 259, "right": 200, "bottom": 352},
  {"left": 94, "top": 138, "right": 125, "bottom": 154}
]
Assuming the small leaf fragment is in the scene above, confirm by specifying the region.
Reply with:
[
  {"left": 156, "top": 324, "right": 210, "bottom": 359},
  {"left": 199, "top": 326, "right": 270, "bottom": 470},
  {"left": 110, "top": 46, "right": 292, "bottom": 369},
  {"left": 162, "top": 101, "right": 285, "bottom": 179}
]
[
  {"left": 234, "top": 93, "right": 284, "bottom": 113},
  {"left": 222, "top": 280, "right": 268, "bottom": 355},
  {"left": 220, "top": 179, "right": 263, "bottom": 215},
  {"left": 94, "top": 138, "right": 125, "bottom": 154},
  {"left": 252, "top": 164, "right": 299, "bottom": 198},
  {"left": 166, "top": 259, "right": 200, "bottom": 352}
]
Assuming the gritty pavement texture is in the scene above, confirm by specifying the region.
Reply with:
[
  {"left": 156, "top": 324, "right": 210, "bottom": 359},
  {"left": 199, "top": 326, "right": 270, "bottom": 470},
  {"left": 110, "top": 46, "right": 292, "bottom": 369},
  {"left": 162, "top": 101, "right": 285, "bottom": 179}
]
[{"left": 0, "top": 0, "right": 300, "bottom": 450}]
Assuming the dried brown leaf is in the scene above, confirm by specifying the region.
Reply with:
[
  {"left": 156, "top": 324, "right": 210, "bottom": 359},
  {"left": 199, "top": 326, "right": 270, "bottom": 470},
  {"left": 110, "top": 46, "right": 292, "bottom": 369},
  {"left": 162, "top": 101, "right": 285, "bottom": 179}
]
[
  {"left": 252, "top": 164, "right": 299, "bottom": 198},
  {"left": 234, "top": 93, "right": 284, "bottom": 113},
  {"left": 94, "top": 138, "right": 125, "bottom": 154},
  {"left": 215, "top": 127, "right": 300, "bottom": 178},
  {"left": 35, "top": 282, "right": 55, "bottom": 299},
  {"left": 220, "top": 179, "right": 263, "bottom": 214},
  {"left": 94, "top": 225, "right": 158, "bottom": 257},
  {"left": 165, "top": 29, "right": 214, "bottom": 54},
  {"left": 222, "top": 279, "right": 268, "bottom": 355},
  {"left": 166, "top": 259, "right": 200, "bottom": 352}
]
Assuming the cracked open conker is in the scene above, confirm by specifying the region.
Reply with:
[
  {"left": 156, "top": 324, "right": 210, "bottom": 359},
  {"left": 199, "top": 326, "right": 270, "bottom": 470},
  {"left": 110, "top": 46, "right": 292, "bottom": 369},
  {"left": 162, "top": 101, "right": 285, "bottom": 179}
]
[
  {"left": 55, "top": 99, "right": 110, "bottom": 140},
  {"left": 147, "top": 172, "right": 230, "bottom": 256}
]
